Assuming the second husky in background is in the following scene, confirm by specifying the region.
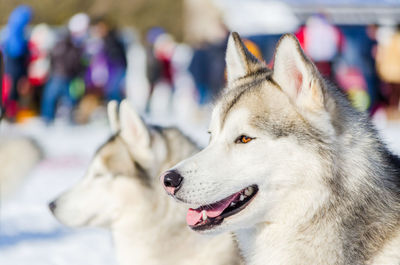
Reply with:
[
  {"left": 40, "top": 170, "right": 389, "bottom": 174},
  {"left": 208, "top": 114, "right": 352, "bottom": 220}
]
[{"left": 49, "top": 101, "right": 241, "bottom": 265}]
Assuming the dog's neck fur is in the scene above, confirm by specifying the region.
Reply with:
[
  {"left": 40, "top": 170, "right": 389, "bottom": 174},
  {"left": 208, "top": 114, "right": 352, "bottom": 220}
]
[
  {"left": 235, "top": 90, "right": 400, "bottom": 265},
  {"left": 234, "top": 183, "right": 344, "bottom": 265},
  {"left": 111, "top": 128, "right": 239, "bottom": 265}
]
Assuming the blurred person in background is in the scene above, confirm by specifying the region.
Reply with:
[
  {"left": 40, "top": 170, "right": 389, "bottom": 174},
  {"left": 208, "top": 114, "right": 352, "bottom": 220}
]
[
  {"left": 189, "top": 34, "right": 227, "bottom": 105},
  {"left": 154, "top": 33, "right": 175, "bottom": 91},
  {"left": 1, "top": 5, "right": 33, "bottom": 120},
  {"left": 335, "top": 63, "right": 370, "bottom": 112},
  {"left": 27, "top": 23, "right": 56, "bottom": 115},
  {"left": 145, "top": 27, "right": 163, "bottom": 112},
  {"left": 15, "top": 23, "right": 56, "bottom": 123},
  {"left": 376, "top": 24, "right": 400, "bottom": 119},
  {"left": 41, "top": 13, "right": 88, "bottom": 124},
  {"left": 296, "top": 14, "right": 344, "bottom": 79},
  {"left": 85, "top": 17, "right": 127, "bottom": 103},
  {"left": 144, "top": 31, "right": 177, "bottom": 114},
  {"left": 334, "top": 25, "right": 381, "bottom": 113}
]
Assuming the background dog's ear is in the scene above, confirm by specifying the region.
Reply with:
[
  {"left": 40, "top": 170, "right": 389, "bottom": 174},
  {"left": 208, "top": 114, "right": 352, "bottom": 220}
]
[
  {"left": 107, "top": 100, "right": 120, "bottom": 133},
  {"left": 119, "top": 100, "right": 153, "bottom": 165},
  {"left": 226, "top": 32, "right": 266, "bottom": 85},
  {"left": 272, "top": 34, "right": 325, "bottom": 112}
]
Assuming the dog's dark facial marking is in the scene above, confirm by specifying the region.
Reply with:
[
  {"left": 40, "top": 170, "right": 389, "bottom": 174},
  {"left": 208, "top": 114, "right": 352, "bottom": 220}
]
[
  {"left": 220, "top": 71, "right": 273, "bottom": 130},
  {"left": 133, "top": 161, "right": 151, "bottom": 187},
  {"left": 95, "top": 133, "right": 120, "bottom": 155}
]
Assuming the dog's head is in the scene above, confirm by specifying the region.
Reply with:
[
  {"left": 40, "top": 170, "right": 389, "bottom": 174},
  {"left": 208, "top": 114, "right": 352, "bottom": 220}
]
[
  {"left": 161, "top": 33, "right": 338, "bottom": 234},
  {"left": 50, "top": 101, "right": 166, "bottom": 228}
]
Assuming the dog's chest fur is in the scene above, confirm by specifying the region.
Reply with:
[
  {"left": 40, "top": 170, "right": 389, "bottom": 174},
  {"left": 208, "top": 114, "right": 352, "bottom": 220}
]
[
  {"left": 234, "top": 212, "right": 400, "bottom": 265},
  {"left": 235, "top": 219, "right": 343, "bottom": 265}
]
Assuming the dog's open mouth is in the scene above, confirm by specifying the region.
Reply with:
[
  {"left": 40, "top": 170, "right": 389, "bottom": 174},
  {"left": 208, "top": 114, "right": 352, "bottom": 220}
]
[{"left": 187, "top": 185, "right": 258, "bottom": 231}]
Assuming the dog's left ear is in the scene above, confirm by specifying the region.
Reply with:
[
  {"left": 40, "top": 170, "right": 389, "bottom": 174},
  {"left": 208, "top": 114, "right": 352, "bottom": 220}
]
[
  {"left": 225, "top": 32, "right": 266, "bottom": 85},
  {"left": 272, "top": 34, "right": 325, "bottom": 112},
  {"left": 119, "top": 100, "right": 153, "bottom": 165}
]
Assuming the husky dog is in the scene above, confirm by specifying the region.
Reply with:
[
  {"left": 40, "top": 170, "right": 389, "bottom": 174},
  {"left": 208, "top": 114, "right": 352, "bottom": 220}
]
[
  {"left": 160, "top": 33, "right": 400, "bottom": 265},
  {"left": 49, "top": 101, "right": 240, "bottom": 265}
]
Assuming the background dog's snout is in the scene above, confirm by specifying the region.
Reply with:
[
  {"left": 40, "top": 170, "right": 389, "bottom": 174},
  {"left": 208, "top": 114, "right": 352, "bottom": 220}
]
[
  {"left": 162, "top": 170, "right": 183, "bottom": 195},
  {"left": 48, "top": 201, "right": 57, "bottom": 213}
]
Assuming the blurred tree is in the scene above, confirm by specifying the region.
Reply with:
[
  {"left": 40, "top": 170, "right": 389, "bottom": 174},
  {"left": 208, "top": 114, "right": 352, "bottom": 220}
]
[{"left": 0, "top": 0, "right": 183, "bottom": 41}]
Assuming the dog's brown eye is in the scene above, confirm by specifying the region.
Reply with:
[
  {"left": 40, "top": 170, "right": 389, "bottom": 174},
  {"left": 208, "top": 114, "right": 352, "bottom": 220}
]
[{"left": 235, "top": 135, "right": 253, "bottom": 144}]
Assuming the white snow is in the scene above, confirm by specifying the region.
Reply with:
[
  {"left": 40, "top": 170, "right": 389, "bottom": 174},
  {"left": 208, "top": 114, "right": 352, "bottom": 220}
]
[{"left": 0, "top": 116, "right": 399, "bottom": 265}]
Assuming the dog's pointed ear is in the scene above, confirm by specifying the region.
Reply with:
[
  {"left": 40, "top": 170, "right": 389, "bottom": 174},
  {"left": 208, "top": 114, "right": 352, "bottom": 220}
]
[
  {"left": 272, "top": 34, "right": 325, "bottom": 112},
  {"left": 119, "top": 100, "right": 153, "bottom": 164},
  {"left": 226, "top": 32, "right": 265, "bottom": 85},
  {"left": 107, "top": 100, "right": 120, "bottom": 133}
]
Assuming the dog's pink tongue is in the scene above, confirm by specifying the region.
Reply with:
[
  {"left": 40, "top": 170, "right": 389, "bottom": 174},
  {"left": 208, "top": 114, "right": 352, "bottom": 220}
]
[
  {"left": 186, "top": 193, "right": 240, "bottom": 226},
  {"left": 187, "top": 210, "right": 202, "bottom": 226}
]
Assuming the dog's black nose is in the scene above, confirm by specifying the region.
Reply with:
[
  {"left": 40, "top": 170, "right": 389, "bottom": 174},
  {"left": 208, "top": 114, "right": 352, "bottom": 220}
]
[
  {"left": 161, "top": 170, "right": 183, "bottom": 195},
  {"left": 48, "top": 201, "right": 57, "bottom": 213}
]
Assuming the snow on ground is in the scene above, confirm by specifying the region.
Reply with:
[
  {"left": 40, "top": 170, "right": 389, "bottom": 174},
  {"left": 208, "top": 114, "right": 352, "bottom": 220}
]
[{"left": 0, "top": 115, "right": 399, "bottom": 265}]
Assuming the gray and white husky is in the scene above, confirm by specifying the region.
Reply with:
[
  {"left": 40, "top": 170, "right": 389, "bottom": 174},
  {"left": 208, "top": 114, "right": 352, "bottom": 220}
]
[
  {"left": 161, "top": 33, "right": 400, "bottom": 265},
  {"left": 50, "top": 101, "right": 240, "bottom": 265}
]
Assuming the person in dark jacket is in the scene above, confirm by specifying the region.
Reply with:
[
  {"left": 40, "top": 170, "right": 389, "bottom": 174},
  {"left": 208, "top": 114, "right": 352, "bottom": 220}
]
[
  {"left": 41, "top": 14, "right": 89, "bottom": 123},
  {"left": 86, "top": 17, "right": 127, "bottom": 102}
]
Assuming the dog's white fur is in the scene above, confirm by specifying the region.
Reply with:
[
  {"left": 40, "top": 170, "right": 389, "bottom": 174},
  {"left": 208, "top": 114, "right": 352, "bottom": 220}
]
[{"left": 51, "top": 101, "right": 241, "bottom": 265}]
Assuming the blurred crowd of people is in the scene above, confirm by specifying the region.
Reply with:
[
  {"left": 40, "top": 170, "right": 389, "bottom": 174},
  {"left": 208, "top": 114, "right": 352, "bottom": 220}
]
[
  {"left": 1, "top": 7, "right": 128, "bottom": 124},
  {"left": 2, "top": 5, "right": 400, "bottom": 125}
]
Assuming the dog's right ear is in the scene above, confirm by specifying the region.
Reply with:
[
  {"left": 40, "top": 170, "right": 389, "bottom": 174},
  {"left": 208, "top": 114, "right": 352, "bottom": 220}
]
[
  {"left": 119, "top": 100, "right": 153, "bottom": 165},
  {"left": 107, "top": 100, "right": 120, "bottom": 133},
  {"left": 225, "top": 32, "right": 265, "bottom": 86},
  {"left": 272, "top": 34, "right": 325, "bottom": 113}
]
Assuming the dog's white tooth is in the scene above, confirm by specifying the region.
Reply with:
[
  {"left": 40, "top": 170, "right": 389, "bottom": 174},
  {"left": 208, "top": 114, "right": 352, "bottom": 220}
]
[
  {"left": 230, "top": 202, "right": 236, "bottom": 207},
  {"left": 202, "top": 210, "right": 207, "bottom": 221},
  {"left": 240, "top": 194, "right": 245, "bottom": 201},
  {"left": 244, "top": 187, "right": 253, "bottom": 196}
]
